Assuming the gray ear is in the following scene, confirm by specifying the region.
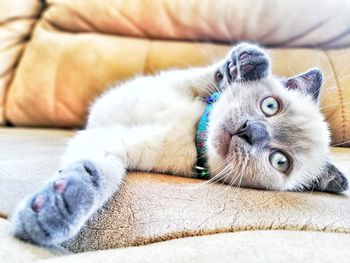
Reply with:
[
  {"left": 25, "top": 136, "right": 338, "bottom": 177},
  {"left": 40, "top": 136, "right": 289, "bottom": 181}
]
[
  {"left": 282, "top": 68, "right": 323, "bottom": 103},
  {"left": 310, "top": 162, "right": 348, "bottom": 193}
]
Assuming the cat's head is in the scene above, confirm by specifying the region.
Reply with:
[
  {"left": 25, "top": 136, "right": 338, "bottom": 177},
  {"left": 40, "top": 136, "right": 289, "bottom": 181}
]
[{"left": 206, "top": 67, "right": 348, "bottom": 193}]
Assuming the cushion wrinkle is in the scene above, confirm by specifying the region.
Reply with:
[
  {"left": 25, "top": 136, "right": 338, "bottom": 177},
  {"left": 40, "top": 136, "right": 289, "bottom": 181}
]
[
  {"left": 57, "top": 5, "right": 99, "bottom": 33},
  {"left": 116, "top": 7, "right": 148, "bottom": 37}
]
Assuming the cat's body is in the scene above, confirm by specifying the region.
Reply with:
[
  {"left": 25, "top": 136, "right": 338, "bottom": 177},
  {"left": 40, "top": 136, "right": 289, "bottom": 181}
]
[
  {"left": 82, "top": 67, "right": 213, "bottom": 176},
  {"left": 12, "top": 43, "right": 348, "bottom": 247}
]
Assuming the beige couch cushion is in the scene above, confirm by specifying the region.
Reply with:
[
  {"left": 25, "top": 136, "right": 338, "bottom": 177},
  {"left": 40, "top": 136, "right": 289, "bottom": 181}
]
[
  {"left": 0, "top": 128, "right": 349, "bottom": 252},
  {"left": 5, "top": 24, "right": 350, "bottom": 145},
  {"left": 2, "top": 0, "right": 350, "bottom": 146}
]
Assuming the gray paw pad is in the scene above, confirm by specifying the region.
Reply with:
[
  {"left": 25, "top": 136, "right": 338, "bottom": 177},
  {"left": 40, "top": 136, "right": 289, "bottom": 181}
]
[
  {"left": 226, "top": 44, "right": 270, "bottom": 81},
  {"left": 12, "top": 160, "right": 100, "bottom": 246}
]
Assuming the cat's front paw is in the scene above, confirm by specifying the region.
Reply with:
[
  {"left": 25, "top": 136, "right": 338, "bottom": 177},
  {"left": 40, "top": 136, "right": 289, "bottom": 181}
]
[
  {"left": 12, "top": 161, "right": 100, "bottom": 246},
  {"left": 225, "top": 43, "right": 270, "bottom": 82}
]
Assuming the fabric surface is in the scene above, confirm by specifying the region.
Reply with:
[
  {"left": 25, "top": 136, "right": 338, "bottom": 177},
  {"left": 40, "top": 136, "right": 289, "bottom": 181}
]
[
  {"left": 0, "top": 128, "right": 349, "bottom": 253},
  {"left": 1, "top": 217, "right": 350, "bottom": 263},
  {"left": 0, "top": 128, "right": 72, "bottom": 216},
  {"left": 0, "top": 219, "right": 57, "bottom": 262},
  {"left": 0, "top": 0, "right": 42, "bottom": 124}
]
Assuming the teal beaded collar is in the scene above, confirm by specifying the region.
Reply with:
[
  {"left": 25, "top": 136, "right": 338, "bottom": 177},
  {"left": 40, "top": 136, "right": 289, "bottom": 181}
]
[{"left": 195, "top": 92, "right": 221, "bottom": 179}]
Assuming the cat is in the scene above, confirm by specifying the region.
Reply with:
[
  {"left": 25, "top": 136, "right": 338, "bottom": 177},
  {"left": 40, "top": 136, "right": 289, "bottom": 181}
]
[{"left": 12, "top": 43, "right": 348, "bottom": 246}]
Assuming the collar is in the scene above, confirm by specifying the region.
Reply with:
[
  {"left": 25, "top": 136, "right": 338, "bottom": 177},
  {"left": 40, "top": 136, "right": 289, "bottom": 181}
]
[{"left": 195, "top": 92, "right": 221, "bottom": 178}]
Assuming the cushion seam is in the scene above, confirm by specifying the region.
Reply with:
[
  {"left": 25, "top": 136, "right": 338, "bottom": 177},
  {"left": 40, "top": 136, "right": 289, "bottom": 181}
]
[{"left": 143, "top": 40, "right": 153, "bottom": 74}]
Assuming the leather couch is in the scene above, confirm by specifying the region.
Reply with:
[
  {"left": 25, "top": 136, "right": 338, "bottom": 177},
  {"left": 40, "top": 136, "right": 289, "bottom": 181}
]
[{"left": 1, "top": 1, "right": 350, "bottom": 262}]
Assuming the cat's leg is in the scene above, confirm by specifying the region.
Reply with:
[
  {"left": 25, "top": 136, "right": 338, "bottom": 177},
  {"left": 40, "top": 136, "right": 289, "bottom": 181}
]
[
  {"left": 224, "top": 43, "right": 271, "bottom": 82},
  {"left": 12, "top": 122, "right": 195, "bottom": 246},
  {"left": 165, "top": 43, "right": 271, "bottom": 97},
  {"left": 11, "top": 128, "right": 127, "bottom": 246}
]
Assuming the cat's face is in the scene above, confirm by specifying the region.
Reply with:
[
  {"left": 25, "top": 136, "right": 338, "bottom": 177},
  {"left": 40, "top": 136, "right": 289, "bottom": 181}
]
[{"left": 206, "top": 70, "right": 348, "bottom": 193}]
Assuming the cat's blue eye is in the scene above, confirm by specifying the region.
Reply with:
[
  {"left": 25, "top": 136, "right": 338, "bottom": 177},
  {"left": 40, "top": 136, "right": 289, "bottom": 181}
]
[
  {"left": 261, "top": 96, "right": 280, "bottom": 116},
  {"left": 269, "top": 150, "right": 290, "bottom": 173}
]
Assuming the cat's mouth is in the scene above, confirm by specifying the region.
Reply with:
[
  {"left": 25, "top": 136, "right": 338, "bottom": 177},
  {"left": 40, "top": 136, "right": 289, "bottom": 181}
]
[
  {"left": 214, "top": 128, "right": 250, "bottom": 157},
  {"left": 214, "top": 126, "right": 255, "bottom": 158}
]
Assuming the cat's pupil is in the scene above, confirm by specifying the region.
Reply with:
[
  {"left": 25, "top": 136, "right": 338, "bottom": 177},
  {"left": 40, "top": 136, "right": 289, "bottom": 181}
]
[
  {"left": 261, "top": 96, "right": 280, "bottom": 117},
  {"left": 277, "top": 160, "right": 285, "bottom": 165},
  {"left": 269, "top": 151, "right": 290, "bottom": 173}
]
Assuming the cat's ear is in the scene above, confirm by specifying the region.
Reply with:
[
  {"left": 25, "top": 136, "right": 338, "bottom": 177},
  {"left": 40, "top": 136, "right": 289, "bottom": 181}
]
[
  {"left": 310, "top": 162, "right": 348, "bottom": 193},
  {"left": 282, "top": 68, "right": 323, "bottom": 103}
]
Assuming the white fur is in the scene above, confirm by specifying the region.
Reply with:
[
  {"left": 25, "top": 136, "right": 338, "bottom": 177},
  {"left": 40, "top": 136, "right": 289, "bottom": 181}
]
[{"left": 61, "top": 64, "right": 220, "bottom": 188}]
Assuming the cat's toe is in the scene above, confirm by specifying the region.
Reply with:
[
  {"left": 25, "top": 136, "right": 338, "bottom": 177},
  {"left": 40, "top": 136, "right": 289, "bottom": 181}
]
[
  {"left": 12, "top": 191, "right": 68, "bottom": 246},
  {"left": 239, "top": 51, "right": 252, "bottom": 61},
  {"left": 238, "top": 55, "right": 270, "bottom": 81}
]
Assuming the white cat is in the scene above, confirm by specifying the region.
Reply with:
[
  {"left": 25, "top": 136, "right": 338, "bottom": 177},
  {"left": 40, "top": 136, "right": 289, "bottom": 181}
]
[{"left": 12, "top": 43, "right": 348, "bottom": 246}]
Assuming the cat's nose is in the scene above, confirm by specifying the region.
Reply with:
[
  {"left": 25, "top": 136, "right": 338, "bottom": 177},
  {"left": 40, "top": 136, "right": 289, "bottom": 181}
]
[{"left": 235, "top": 120, "right": 271, "bottom": 147}]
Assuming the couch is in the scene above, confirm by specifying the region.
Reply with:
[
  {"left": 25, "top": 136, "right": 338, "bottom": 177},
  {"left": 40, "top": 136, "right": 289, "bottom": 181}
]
[{"left": 1, "top": 0, "right": 350, "bottom": 262}]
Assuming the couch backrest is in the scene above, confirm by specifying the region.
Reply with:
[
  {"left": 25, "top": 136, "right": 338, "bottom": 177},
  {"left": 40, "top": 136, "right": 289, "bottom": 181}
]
[{"left": 1, "top": 0, "right": 350, "bottom": 146}]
